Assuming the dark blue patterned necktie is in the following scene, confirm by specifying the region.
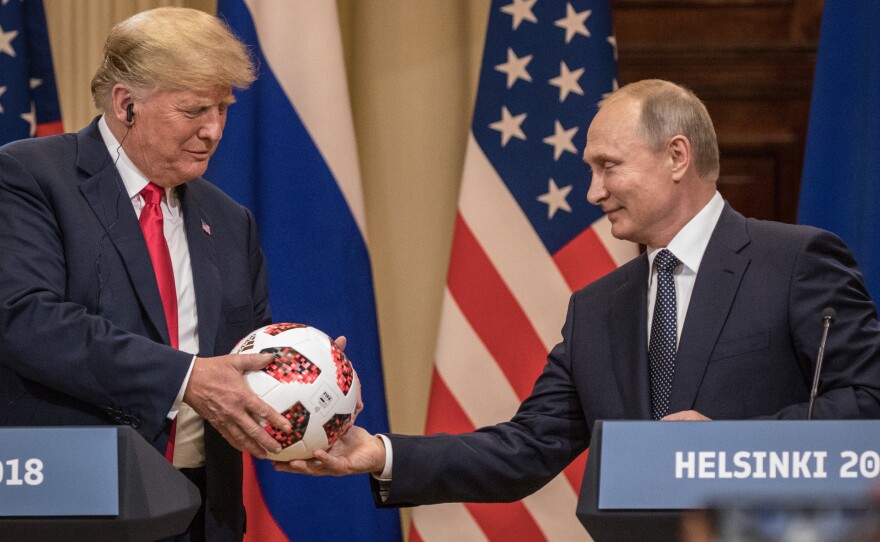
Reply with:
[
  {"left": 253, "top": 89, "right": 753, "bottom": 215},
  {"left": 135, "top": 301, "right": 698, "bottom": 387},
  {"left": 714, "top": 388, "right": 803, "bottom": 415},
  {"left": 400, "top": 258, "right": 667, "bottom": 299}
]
[{"left": 649, "top": 249, "right": 680, "bottom": 420}]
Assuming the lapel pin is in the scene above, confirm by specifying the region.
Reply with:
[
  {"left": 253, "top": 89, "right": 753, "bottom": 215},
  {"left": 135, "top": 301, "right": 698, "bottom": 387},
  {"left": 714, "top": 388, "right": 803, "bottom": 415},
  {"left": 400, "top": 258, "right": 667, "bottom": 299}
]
[{"left": 201, "top": 219, "right": 211, "bottom": 236}]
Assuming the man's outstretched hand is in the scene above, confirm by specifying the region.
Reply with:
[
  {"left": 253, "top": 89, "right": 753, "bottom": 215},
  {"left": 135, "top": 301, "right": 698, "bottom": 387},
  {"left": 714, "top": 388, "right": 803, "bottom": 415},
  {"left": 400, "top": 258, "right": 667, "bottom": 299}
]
[{"left": 272, "top": 426, "right": 386, "bottom": 477}]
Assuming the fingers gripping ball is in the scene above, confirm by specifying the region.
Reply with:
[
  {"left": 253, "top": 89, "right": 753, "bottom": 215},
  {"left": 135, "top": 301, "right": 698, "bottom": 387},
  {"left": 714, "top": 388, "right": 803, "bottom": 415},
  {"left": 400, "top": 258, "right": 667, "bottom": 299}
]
[{"left": 232, "top": 323, "right": 358, "bottom": 460}]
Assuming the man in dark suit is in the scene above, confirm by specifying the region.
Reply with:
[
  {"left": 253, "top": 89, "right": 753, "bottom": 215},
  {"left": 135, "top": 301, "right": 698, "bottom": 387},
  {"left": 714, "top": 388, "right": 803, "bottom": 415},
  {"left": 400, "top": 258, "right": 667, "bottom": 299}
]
[
  {"left": 0, "top": 8, "right": 292, "bottom": 541},
  {"left": 278, "top": 80, "right": 880, "bottom": 509}
]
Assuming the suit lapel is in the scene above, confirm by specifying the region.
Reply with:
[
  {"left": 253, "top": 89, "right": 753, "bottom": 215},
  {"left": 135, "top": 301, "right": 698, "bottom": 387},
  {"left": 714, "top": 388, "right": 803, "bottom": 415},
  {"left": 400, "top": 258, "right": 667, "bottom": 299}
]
[
  {"left": 668, "top": 205, "right": 751, "bottom": 413},
  {"left": 76, "top": 120, "right": 171, "bottom": 345},
  {"left": 609, "top": 255, "right": 652, "bottom": 418},
  {"left": 180, "top": 183, "right": 221, "bottom": 357}
]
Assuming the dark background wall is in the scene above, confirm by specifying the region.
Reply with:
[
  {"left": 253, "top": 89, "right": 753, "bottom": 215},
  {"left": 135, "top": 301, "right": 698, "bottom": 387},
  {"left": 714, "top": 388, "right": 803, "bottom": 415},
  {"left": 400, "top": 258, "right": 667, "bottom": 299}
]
[{"left": 614, "top": 0, "right": 824, "bottom": 223}]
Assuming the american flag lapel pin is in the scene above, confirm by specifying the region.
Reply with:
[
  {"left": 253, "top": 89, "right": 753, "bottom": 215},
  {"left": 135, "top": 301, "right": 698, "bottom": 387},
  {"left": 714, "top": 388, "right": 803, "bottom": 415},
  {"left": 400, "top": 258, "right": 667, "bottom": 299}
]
[{"left": 201, "top": 219, "right": 211, "bottom": 236}]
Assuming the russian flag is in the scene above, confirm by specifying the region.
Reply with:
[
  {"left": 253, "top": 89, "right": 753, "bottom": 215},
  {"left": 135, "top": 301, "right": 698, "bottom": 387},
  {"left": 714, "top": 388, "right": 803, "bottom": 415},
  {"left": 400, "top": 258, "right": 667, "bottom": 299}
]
[{"left": 207, "top": 1, "right": 402, "bottom": 540}]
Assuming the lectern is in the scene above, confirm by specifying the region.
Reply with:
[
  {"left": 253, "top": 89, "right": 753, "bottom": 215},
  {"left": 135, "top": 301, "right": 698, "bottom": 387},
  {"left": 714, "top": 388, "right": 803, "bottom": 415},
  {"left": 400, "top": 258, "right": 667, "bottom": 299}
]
[
  {"left": 0, "top": 426, "right": 200, "bottom": 541},
  {"left": 577, "top": 420, "right": 880, "bottom": 541}
]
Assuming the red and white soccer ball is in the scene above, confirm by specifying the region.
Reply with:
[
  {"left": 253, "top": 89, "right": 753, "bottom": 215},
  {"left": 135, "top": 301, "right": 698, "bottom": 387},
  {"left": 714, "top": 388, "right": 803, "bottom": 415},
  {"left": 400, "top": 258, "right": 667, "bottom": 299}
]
[{"left": 231, "top": 323, "right": 359, "bottom": 461}]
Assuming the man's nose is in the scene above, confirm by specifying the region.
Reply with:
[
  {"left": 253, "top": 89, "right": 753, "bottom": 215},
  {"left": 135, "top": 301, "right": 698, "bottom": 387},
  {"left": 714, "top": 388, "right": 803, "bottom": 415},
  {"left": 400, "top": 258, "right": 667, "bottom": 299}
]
[{"left": 586, "top": 173, "right": 607, "bottom": 206}]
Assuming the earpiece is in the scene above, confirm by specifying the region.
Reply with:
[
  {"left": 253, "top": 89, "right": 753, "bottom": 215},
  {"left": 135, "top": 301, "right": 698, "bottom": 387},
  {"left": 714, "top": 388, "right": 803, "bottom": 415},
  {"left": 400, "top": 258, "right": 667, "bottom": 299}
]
[{"left": 126, "top": 103, "right": 134, "bottom": 124}]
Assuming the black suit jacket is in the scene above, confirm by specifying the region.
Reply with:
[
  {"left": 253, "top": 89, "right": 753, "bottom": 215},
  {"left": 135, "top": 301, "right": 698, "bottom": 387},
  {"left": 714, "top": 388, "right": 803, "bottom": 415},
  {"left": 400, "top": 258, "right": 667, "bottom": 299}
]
[
  {"left": 378, "top": 204, "right": 880, "bottom": 506},
  {"left": 0, "top": 119, "right": 271, "bottom": 540}
]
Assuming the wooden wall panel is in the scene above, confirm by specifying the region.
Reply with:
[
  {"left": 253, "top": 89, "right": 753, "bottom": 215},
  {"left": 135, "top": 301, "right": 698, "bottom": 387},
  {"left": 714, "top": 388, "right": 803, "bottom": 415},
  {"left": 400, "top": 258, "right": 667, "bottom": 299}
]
[{"left": 612, "top": 0, "right": 823, "bottom": 223}]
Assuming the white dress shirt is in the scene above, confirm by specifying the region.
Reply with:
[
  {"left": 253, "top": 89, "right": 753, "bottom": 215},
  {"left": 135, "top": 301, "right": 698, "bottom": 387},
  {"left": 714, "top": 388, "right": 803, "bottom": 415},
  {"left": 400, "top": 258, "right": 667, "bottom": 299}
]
[
  {"left": 646, "top": 191, "right": 725, "bottom": 345},
  {"left": 98, "top": 116, "right": 205, "bottom": 468}
]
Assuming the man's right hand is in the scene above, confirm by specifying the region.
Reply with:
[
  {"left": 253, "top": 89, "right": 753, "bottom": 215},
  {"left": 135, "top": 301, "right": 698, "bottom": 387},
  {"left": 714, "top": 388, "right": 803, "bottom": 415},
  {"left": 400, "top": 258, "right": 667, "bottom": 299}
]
[
  {"left": 183, "top": 353, "right": 289, "bottom": 458},
  {"left": 272, "top": 426, "right": 386, "bottom": 476}
]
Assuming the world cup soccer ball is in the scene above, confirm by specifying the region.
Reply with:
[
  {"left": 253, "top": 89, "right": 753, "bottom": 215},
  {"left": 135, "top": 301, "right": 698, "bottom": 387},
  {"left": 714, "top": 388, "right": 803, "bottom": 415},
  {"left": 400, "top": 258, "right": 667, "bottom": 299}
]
[{"left": 231, "top": 323, "right": 359, "bottom": 461}]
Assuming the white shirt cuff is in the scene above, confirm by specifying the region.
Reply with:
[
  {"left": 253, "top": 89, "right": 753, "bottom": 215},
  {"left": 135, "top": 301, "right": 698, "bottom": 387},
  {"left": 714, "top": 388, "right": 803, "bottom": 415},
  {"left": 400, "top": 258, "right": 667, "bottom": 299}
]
[
  {"left": 375, "top": 433, "right": 393, "bottom": 480},
  {"left": 168, "top": 355, "right": 197, "bottom": 420}
]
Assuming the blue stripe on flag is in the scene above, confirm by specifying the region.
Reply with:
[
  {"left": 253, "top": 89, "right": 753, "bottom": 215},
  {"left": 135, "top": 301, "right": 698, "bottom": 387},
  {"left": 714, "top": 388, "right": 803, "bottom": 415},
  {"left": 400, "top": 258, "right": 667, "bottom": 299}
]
[
  {"left": 798, "top": 1, "right": 880, "bottom": 307},
  {"left": 209, "top": 2, "right": 401, "bottom": 540}
]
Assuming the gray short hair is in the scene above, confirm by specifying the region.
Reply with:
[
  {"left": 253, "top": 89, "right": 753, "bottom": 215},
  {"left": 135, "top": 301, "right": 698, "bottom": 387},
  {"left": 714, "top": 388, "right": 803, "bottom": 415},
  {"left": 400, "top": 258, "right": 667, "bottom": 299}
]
[
  {"left": 602, "top": 79, "right": 720, "bottom": 181},
  {"left": 91, "top": 7, "right": 256, "bottom": 110}
]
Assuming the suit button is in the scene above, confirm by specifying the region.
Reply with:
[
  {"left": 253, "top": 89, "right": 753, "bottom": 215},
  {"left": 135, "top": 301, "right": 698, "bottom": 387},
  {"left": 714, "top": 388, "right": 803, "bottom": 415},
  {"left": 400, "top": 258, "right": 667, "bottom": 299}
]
[{"left": 130, "top": 418, "right": 141, "bottom": 429}]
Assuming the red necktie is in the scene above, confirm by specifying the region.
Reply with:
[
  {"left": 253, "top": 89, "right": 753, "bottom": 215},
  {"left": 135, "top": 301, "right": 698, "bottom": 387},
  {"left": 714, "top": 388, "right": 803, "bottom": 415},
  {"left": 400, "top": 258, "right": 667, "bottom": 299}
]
[{"left": 139, "top": 183, "right": 179, "bottom": 462}]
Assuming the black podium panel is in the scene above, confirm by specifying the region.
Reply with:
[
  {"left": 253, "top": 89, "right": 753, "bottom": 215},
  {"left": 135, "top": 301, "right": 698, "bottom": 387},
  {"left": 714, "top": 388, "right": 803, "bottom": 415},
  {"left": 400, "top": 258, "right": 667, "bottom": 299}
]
[
  {"left": 0, "top": 426, "right": 200, "bottom": 541},
  {"left": 577, "top": 421, "right": 680, "bottom": 542}
]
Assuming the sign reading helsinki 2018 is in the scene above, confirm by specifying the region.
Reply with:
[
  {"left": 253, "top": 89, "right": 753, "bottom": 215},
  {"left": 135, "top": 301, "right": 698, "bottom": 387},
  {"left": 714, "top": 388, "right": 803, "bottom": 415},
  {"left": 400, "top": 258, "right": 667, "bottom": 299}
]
[{"left": 597, "top": 421, "right": 880, "bottom": 510}]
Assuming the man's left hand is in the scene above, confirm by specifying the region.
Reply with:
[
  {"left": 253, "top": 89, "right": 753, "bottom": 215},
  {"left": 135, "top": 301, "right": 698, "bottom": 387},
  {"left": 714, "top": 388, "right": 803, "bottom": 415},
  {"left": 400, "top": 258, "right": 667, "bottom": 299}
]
[{"left": 662, "top": 410, "right": 711, "bottom": 421}]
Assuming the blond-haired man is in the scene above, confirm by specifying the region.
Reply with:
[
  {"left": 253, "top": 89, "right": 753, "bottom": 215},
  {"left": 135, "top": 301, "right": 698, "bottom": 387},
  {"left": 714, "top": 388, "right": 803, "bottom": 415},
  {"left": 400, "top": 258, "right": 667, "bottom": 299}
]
[{"left": 0, "top": 8, "right": 288, "bottom": 540}]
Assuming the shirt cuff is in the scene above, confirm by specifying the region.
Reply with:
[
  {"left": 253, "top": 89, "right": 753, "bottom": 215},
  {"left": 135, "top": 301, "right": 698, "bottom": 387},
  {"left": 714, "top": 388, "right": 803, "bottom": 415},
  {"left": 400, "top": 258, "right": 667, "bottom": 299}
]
[
  {"left": 375, "top": 433, "right": 393, "bottom": 480},
  {"left": 168, "top": 355, "right": 197, "bottom": 420}
]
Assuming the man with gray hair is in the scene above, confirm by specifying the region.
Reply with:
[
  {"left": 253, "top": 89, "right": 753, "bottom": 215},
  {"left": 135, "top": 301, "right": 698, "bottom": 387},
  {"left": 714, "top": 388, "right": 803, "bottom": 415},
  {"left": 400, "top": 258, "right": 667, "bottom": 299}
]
[
  {"left": 0, "top": 8, "right": 291, "bottom": 540},
  {"left": 279, "top": 80, "right": 880, "bottom": 518}
]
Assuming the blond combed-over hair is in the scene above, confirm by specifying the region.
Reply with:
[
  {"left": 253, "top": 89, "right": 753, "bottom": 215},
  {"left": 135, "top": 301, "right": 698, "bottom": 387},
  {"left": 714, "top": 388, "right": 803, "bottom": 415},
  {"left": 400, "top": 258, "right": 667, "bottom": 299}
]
[{"left": 91, "top": 7, "right": 256, "bottom": 110}]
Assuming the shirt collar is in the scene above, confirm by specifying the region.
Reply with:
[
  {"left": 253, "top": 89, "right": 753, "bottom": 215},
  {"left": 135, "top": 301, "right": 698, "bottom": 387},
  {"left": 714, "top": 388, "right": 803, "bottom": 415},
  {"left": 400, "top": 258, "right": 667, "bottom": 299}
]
[
  {"left": 647, "top": 190, "right": 725, "bottom": 280},
  {"left": 98, "top": 115, "right": 177, "bottom": 206}
]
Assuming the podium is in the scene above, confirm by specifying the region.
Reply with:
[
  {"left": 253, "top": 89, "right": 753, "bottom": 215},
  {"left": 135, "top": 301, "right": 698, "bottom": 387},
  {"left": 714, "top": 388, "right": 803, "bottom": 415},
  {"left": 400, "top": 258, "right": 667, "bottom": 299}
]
[
  {"left": 0, "top": 426, "right": 200, "bottom": 541},
  {"left": 577, "top": 420, "right": 880, "bottom": 542}
]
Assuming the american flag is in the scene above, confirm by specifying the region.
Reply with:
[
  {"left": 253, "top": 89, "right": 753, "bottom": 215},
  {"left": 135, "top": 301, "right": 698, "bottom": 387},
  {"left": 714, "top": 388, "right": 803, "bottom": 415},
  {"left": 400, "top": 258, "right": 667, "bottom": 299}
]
[
  {"left": 0, "top": 0, "right": 63, "bottom": 147},
  {"left": 411, "top": 1, "right": 636, "bottom": 541}
]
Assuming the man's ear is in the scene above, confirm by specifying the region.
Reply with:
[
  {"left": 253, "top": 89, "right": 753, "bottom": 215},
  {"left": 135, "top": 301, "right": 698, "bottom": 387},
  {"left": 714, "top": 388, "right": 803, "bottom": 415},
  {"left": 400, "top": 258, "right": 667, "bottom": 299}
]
[
  {"left": 109, "top": 84, "right": 134, "bottom": 126},
  {"left": 668, "top": 135, "right": 692, "bottom": 182}
]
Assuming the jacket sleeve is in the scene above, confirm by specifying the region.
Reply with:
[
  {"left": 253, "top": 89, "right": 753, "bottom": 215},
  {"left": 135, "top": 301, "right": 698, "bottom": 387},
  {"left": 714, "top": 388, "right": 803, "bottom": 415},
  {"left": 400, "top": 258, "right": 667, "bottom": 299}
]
[
  {"left": 379, "top": 294, "right": 589, "bottom": 506},
  {"left": 772, "top": 229, "right": 880, "bottom": 419},
  {"left": 0, "top": 149, "right": 192, "bottom": 439}
]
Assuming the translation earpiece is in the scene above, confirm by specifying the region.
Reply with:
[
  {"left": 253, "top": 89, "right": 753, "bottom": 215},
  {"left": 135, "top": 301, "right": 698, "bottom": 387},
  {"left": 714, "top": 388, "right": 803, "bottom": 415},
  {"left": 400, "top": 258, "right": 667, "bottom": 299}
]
[{"left": 126, "top": 103, "right": 134, "bottom": 124}]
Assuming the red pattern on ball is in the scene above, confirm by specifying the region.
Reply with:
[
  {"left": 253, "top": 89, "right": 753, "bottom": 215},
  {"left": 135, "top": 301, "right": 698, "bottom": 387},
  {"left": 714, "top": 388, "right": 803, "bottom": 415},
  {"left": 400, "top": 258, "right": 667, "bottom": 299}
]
[
  {"left": 262, "top": 323, "right": 308, "bottom": 336},
  {"left": 330, "top": 341, "right": 354, "bottom": 394},
  {"left": 266, "top": 402, "right": 310, "bottom": 447},
  {"left": 261, "top": 346, "right": 321, "bottom": 384},
  {"left": 322, "top": 413, "right": 353, "bottom": 446}
]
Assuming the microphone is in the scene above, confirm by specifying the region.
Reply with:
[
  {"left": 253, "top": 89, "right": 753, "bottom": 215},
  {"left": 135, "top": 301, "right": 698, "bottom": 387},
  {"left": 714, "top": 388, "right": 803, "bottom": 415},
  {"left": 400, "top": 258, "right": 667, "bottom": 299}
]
[{"left": 807, "top": 307, "right": 836, "bottom": 420}]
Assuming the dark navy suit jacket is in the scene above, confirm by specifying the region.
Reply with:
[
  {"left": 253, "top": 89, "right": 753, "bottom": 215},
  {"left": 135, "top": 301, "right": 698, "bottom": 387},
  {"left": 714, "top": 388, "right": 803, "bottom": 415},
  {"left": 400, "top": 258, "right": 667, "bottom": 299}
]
[
  {"left": 0, "top": 119, "right": 271, "bottom": 540},
  {"left": 378, "top": 204, "right": 880, "bottom": 506}
]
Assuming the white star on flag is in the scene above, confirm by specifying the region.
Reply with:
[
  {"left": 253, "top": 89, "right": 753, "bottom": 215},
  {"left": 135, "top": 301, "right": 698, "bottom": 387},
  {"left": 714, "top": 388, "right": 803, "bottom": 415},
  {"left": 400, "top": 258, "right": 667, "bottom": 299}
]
[
  {"left": 542, "top": 120, "right": 578, "bottom": 160},
  {"left": 537, "top": 178, "right": 573, "bottom": 219},
  {"left": 489, "top": 106, "right": 527, "bottom": 146},
  {"left": 607, "top": 35, "right": 618, "bottom": 61},
  {"left": 549, "top": 61, "right": 585, "bottom": 103},
  {"left": 555, "top": 3, "right": 591, "bottom": 44},
  {"left": 0, "top": 86, "right": 6, "bottom": 114},
  {"left": 495, "top": 47, "right": 533, "bottom": 89},
  {"left": 0, "top": 24, "right": 19, "bottom": 57},
  {"left": 30, "top": 78, "right": 43, "bottom": 90},
  {"left": 500, "top": 0, "right": 538, "bottom": 30},
  {"left": 20, "top": 102, "right": 36, "bottom": 137}
]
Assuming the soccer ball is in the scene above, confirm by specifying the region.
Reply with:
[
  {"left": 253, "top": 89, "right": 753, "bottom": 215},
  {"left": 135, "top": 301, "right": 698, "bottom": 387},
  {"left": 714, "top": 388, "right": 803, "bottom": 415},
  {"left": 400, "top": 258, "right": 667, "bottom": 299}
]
[{"left": 231, "top": 323, "right": 359, "bottom": 461}]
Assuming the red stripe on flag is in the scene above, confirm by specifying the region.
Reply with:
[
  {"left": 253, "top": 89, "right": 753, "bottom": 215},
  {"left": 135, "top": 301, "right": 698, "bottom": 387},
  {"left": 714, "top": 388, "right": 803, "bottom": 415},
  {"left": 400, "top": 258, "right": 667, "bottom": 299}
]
[
  {"left": 414, "top": 374, "right": 549, "bottom": 542},
  {"left": 467, "top": 502, "right": 547, "bottom": 541},
  {"left": 409, "top": 529, "right": 425, "bottom": 542},
  {"left": 552, "top": 226, "right": 617, "bottom": 291},
  {"left": 563, "top": 449, "right": 588, "bottom": 493},
  {"left": 242, "top": 453, "right": 288, "bottom": 542},
  {"left": 425, "top": 367, "right": 589, "bottom": 501},
  {"left": 424, "top": 369, "right": 476, "bottom": 435},
  {"left": 446, "top": 213, "right": 548, "bottom": 400},
  {"left": 35, "top": 121, "right": 64, "bottom": 138}
]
